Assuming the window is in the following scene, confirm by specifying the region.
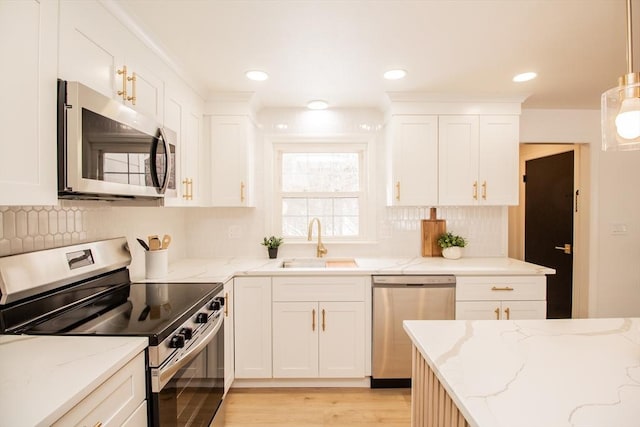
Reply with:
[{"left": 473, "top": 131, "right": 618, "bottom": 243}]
[{"left": 275, "top": 143, "right": 367, "bottom": 240}]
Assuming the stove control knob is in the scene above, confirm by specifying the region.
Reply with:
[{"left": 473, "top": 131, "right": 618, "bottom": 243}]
[
  {"left": 195, "top": 312, "right": 208, "bottom": 323},
  {"left": 169, "top": 334, "right": 185, "bottom": 349},
  {"left": 208, "top": 300, "right": 221, "bottom": 311},
  {"left": 215, "top": 296, "right": 225, "bottom": 307},
  {"left": 179, "top": 327, "right": 193, "bottom": 340}
]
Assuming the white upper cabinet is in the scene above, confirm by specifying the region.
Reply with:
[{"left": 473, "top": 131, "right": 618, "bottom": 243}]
[
  {"left": 439, "top": 115, "right": 519, "bottom": 205},
  {"left": 478, "top": 115, "right": 520, "bottom": 205},
  {"left": 387, "top": 115, "right": 439, "bottom": 206},
  {"left": 58, "top": 0, "right": 164, "bottom": 122},
  {"left": 0, "top": 0, "right": 58, "bottom": 205},
  {"left": 209, "top": 115, "right": 255, "bottom": 207},
  {"left": 163, "top": 88, "right": 203, "bottom": 206},
  {"left": 438, "top": 115, "right": 480, "bottom": 205}
]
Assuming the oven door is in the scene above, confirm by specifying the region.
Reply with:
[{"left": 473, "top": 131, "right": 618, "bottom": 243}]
[{"left": 150, "top": 312, "right": 224, "bottom": 427}]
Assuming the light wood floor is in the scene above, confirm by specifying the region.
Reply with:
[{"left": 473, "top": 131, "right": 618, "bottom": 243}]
[{"left": 223, "top": 387, "right": 411, "bottom": 427}]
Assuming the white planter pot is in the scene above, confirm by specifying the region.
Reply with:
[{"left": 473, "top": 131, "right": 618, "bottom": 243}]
[{"left": 442, "top": 246, "right": 462, "bottom": 260}]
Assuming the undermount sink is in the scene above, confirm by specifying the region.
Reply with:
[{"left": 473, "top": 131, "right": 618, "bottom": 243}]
[{"left": 280, "top": 258, "right": 358, "bottom": 269}]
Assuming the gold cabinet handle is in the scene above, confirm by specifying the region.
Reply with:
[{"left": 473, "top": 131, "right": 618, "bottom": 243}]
[
  {"left": 312, "top": 309, "right": 316, "bottom": 331},
  {"left": 395, "top": 181, "right": 401, "bottom": 201},
  {"left": 93, "top": 423, "right": 103, "bottom": 427},
  {"left": 473, "top": 181, "right": 478, "bottom": 200},
  {"left": 481, "top": 180, "right": 487, "bottom": 200},
  {"left": 224, "top": 292, "right": 229, "bottom": 317},
  {"left": 494, "top": 307, "right": 500, "bottom": 320},
  {"left": 127, "top": 72, "right": 137, "bottom": 105},
  {"left": 504, "top": 307, "right": 511, "bottom": 320},
  {"left": 117, "top": 66, "right": 127, "bottom": 100},
  {"left": 554, "top": 244, "right": 572, "bottom": 255},
  {"left": 182, "top": 178, "right": 194, "bottom": 200},
  {"left": 321, "top": 309, "right": 326, "bottom": 331},
  {"left": 240, "top": 181, "right": 245, "bottom": 203},
  {"left": 491, "top": 286, "right": 514, "bottom": 291},
  {"left": 182, "top": 178, "right": 189, "bottom": 200},
  {"left": 182, "top": 178, "right": 193, "bottom": 200}
]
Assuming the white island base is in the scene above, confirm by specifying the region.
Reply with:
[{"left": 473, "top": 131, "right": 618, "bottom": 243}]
[{"left": 404, "top": 318, "right": 640, "bottom": 427}]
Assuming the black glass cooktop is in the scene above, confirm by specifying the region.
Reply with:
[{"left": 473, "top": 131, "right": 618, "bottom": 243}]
[{"left": 0, "top": 268, "right": 222, "bottom": 345}]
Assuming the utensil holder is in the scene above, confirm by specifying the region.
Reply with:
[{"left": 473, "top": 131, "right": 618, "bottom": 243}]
[{"left": 145, "top": 249, "right": 168, "bottom": 279}]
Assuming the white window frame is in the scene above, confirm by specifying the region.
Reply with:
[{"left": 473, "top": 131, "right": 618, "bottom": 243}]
[{"left": 266, "top": 136, "right": 375, "bottom": 243}]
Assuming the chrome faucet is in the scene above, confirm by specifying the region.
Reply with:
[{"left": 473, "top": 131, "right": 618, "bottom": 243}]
[{"left": 307, "top": 217, "right": 328, "bottom": 258}]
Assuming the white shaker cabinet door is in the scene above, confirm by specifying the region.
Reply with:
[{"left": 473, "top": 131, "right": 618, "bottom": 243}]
[
  {"left": 438, "top": 115, "right": 480, "bottom": 205},
  {"left": 478, "top": 115, "right": 519, "bottom": 205},
  {"left": 387, "top": 115, "right": 438, "bottom": 206},
  {"left": 209, "top": 116, "right": 254, "bottom": 207},
  {"left": 318, "top": 302, "right": 365, "bottom": 378},
  {"left": 223, "top": 280, "right": 235, "bottom": 394},
  {"left": 0, "top": 0, "right": 58, "bottom": 205},
  {"left": 234, "top": 277, "right": 272, "bottom": 378},
  {"left": 58, "top": 0, "right": 124, "bottom": 100},
  {"left": 272, "top": 301, "right": 319, "bottom": 378}
]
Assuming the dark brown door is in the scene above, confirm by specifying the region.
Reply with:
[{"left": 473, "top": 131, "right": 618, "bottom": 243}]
[{"left": 524, "top": 151, "right": 574, "bottom": 319}]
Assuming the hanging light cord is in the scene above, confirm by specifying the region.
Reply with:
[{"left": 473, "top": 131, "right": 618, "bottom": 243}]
[{"left": 626, "top": 0, "right": 634, "bottom": 75}]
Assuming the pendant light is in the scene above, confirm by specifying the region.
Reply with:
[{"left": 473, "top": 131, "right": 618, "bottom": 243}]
[{"left": 602, "top": 0, "right": 640, "bottom": 150}]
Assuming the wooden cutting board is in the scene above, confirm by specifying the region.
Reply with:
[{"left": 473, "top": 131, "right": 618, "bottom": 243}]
[{"left": 421, "top": 208, "right": 446, "bottom": 257}]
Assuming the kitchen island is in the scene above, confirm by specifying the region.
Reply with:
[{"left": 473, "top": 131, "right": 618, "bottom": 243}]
[{"left": 403, "top": 318, "right": 640, "bottom": 427}]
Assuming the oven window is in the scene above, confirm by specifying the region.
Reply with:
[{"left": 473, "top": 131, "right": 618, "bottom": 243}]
[
  {"left": 156, "top": 329, "right": 224, "bottom": 427},
  {"left": 81, "top": 108, "right": 158, "bottom": 188}
]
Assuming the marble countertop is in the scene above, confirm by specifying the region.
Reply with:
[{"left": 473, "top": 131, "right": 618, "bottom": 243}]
[
  {"left": 0, "top": 335, "right": 147, "bottom": 427},
  {"left": 403, "top": 318, "right": 640, "bottom": 427},
  {"left": 135, "top": 256, "right": 554, "bottom": 283}
]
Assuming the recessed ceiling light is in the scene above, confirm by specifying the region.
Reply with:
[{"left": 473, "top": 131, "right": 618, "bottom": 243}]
[
  {"left": 513, "top": 72, "right": 537, "bottom": 82},
  {"left": 384, "top": 69, "right": 407, "bottom": 80},
  {"left": 307, "top": 100, "right": 328, "bottom": 110},
  {"left": 245, "top": 70, "right": 269, "bottom": 81}
]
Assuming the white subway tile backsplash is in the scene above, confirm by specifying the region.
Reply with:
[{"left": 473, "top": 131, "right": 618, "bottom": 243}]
[
  {"left": 38, "top": 210, "right": 48, "bottom": 235},
  {"left": 28, "top": 210, "right": 38, "bottom": 236}
]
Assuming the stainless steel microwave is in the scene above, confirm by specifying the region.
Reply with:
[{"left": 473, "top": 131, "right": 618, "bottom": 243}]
[{"left": 57, "top": 80, "right": 176, "bottom": 202}]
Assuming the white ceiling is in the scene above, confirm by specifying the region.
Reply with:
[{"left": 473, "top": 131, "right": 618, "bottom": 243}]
[{"left": 116, "top": 0, "right": 638, "bottom": 111}]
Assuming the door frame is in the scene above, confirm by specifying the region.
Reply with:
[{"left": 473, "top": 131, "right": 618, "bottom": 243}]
[{"left": 508, "top": 143, "right": 590, "bottom": 318}]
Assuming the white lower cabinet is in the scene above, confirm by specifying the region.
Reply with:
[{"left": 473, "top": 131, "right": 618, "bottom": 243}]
[
  {"left": 455, "top": 276, "right": 547, "bottom": 320},
  {"left": 223, "top": 279, "right": 235, "bottom": 394},
  {"left": 233, "top": 277, "right": 272, "bottom": 378},
  {"left": 272, "top": 276, "right": 367, "bottom": 379},
  {"left": 456, "top": 300, "right": 546, "bottom": 320},
  {"left": 53, "top": 351, "right": 146, "bottom": 426}
]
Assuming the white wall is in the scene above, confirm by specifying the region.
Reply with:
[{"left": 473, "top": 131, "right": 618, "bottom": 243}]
[{"left": 521, "top": 109, "right": 640, "bottom": 317}]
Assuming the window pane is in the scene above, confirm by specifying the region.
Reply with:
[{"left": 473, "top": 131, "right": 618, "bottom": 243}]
[
  {"left": 334, "top": 198, "right": 359, "bottom": 215},
  {"left": 308, "top": 199, "right": 332, "bottom": 216},
  {"left": 334, "top": 216, "right": 359, "bottom": 236},
  {"left": 283, "top": 198, "right": 307, "bottom": 216},
  {"left": 282, "top": 153, "right": 359, "bottom": 192}
]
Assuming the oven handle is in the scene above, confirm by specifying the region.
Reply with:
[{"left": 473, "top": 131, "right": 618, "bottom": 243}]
[{"left": 156, "top": 313, "right": 223, "bottom": 391}]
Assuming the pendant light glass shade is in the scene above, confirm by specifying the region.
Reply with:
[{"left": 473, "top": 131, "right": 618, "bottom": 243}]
[
  {"left": 601, "top": 0, "right": 640, "bottom": 151},
  {"left": 602, "top": 74, "right": 640, "bottom": 150}
]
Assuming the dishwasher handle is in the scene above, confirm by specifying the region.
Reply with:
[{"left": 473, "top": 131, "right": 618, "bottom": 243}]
[{"left": 372, "top": 275, "right": 456, "bottom": 287}]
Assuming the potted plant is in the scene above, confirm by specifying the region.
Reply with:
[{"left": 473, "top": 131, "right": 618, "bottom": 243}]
[
  {"left": 261, "top": 236, "right": 283, "bottom": 259},
  {"left": 437, "top": 232, "right": 466, "bottom": 260}
]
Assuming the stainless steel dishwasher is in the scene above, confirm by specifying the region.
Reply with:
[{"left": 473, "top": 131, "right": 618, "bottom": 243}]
[{"left": 371, "top": 275, "right": 455, "bottom": 388}]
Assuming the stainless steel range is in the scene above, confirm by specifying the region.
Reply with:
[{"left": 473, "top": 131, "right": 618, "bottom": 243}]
[{"left": 0, "top": 237, "right": 225, "bottom": 427}]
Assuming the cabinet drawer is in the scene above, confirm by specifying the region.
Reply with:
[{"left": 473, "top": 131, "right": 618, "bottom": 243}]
[
  {"left": 456, "top": 276, "right": 545, "bottom": 301},
  {"left": 53, "top": 351, "right": 146, "bottom": 427},
  {"left": 272, "top": 276, "right": 367, "bottom": 302}
]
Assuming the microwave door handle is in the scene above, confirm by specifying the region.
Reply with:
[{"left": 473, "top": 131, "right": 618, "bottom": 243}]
[{"left": 157, "top": 128, "right": 171, "bottom": 194}]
